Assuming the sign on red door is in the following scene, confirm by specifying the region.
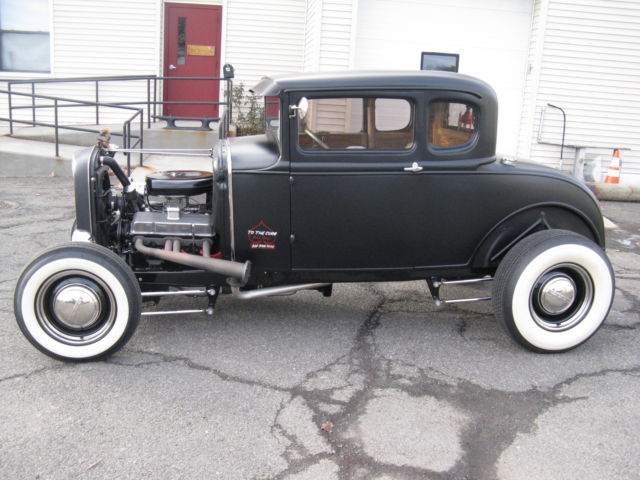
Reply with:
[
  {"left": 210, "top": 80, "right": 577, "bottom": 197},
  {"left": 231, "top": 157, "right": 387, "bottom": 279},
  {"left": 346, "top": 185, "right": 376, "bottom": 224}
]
[{"left": 163, "top": 3, "right": 222, "bottom": 118}]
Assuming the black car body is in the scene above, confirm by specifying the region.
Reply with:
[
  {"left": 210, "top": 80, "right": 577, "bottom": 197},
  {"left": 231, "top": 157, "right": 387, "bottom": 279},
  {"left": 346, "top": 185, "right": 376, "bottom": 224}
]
[{"left": 14, "top": 71, "right": 614, "bottom": 360}]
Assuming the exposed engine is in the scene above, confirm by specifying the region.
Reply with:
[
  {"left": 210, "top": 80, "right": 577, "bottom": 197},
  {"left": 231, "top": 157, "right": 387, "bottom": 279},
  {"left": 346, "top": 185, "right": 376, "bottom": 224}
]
[
  {"left": 130, "top": 170, "right": 215, "bottom": 255},
  {"left": 81, "top": 149, "right": 250, "bottom": 284}
]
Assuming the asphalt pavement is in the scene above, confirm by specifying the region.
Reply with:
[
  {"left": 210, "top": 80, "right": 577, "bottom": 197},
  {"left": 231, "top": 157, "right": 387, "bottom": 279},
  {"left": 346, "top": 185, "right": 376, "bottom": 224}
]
[{"left": 1, "top": 177, "right": 639, "bottom": 480}]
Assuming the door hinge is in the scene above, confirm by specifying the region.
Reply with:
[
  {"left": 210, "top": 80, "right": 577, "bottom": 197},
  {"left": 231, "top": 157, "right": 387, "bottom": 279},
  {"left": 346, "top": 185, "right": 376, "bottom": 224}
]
[
  {"left": 289, "top": 176, "right": 295, "bottom": 185},
  {"left": 290, "top": 234, "right": 295, "bottom": 244}
]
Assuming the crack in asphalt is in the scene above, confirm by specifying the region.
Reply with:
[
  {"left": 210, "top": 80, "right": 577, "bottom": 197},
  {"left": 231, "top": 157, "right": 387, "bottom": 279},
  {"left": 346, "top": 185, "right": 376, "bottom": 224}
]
[
  {"left": 109, "top": 350, "right": 290, "bottom": 394},
  {"left": 0, "top": 364, "right": 69, "bottom": 384}
]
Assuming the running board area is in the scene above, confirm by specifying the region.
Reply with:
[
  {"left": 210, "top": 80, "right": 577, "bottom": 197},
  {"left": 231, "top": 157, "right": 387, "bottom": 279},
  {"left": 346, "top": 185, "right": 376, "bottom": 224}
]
[
  {"left": 140, "top": 283, "right": 331, "bottom": 316},
  {"left": 426, "top": 276, "right": 493, "bottom": 306}
]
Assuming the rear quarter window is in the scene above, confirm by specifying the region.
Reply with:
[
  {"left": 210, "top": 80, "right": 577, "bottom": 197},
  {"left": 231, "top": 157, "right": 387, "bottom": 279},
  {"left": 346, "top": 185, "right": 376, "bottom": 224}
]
[{"left": 429, "top": 101, "right": 477, "bottom": 148}]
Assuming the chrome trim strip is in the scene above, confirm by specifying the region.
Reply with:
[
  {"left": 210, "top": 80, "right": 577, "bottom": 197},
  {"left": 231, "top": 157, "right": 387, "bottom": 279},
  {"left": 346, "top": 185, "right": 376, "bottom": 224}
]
[{"left": 224, "top": 140, "right": 236, "bottom": 260}]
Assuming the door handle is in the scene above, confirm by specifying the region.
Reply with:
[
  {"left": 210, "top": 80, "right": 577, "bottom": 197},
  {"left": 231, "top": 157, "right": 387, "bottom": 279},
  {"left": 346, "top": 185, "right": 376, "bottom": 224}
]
[
  {"left": 168, "top": 64, "right": 177, "bottom": 70},
  {"left": 404, "top": 162, "right": 423, "bottom": 173}
]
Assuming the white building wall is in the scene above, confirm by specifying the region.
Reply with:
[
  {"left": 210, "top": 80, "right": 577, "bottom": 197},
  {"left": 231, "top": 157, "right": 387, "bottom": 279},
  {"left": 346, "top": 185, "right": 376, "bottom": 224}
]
[
  {"left": 353, "top": 0, "right": 533, "bottom": 156},
  {"left": 516, "top": 0, "right": 546, "bottom": 160},
  {"left": 301, "top": 0, "right": 358, "bottom": 131},
  {"left": 303, "top": 0, "right": 358, "bottom": 73},
  {"left": 303, "top": 0, "right": 323, "bottom": 72},
  {"left": 3, "top": 0, "right": 162, "bottom": 127},
  {"left": 520, "top": 0, "right": 640, "bottom": 184},
  {"left": 317, "top": 0, "right": 357, "bottom": 71},
  {"left": 224, "top": 0, "right": 306, "bottom": 92}
]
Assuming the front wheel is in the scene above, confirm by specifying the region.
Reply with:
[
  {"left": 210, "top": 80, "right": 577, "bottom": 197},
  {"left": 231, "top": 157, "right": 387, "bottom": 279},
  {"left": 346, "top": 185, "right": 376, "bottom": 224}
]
[
  {"left": 492, "top": 230, "right": 614, "bottom": 353},
  {"left": 14, "top": 242, "right": 141, "bottom": 361}
]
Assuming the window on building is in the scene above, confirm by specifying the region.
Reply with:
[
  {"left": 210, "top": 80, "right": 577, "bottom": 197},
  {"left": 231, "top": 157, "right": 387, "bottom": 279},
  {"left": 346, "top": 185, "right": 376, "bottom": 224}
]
[
  {"left": 429, "top": 101, "right": 477, "bottom": 148},
  {"left": 297, "top": 97, "right": 413, "bottom": 150},
  {"left": 0, "top": 0, "right": 51, "bottom": 73}
]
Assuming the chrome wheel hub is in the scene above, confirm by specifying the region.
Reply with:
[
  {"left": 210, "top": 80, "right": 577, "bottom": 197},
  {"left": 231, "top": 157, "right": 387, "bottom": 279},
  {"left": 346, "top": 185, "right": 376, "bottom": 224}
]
[
  {"left": 537, "top": 274, "right": 576, "bottom": 315},
  {"left": 530, "top": 263, "right": 594, "bottom": 332},
  {"left": 52, "top": 283, "right": 102, "bottom": 329},
  {"left": 34, "top": 270, "right": 117, "bottom": 345}
]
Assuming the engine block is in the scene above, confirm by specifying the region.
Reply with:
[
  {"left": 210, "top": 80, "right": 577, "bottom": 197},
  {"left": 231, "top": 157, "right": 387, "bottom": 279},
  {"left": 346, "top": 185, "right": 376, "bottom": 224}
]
[{"left": 130, "top": 211, "right": 214, "bottom": 238}]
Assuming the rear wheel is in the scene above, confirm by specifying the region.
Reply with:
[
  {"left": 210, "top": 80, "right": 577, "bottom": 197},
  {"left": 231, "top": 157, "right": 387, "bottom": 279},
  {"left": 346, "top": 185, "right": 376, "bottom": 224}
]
[
  {"left": 492, "top": 230, "right": 614, "bottom": 353},
  {"left": 14, "top": 242, "right": 140, "bottom": 361}
]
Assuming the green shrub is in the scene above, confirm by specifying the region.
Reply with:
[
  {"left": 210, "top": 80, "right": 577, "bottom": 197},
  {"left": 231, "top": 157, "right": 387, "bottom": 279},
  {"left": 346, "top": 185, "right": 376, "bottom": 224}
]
[{"left": 231, "top": 82, "right": 265, "bottom": 136}]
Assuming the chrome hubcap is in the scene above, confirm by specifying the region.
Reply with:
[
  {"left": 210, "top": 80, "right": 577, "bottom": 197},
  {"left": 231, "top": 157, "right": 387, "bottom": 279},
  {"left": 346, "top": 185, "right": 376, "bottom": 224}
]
[
  {"left": 35, "top": 270, "right": 117, "bottom": 345},
  {"left": 537, "top": 274, "right": 576, "bottom": 315},
  {"left": 530, "top": 263, "right": 594, "bottom": 332},
  {"left": 52, "top": 283, "right": 102, "bottom": 329}
]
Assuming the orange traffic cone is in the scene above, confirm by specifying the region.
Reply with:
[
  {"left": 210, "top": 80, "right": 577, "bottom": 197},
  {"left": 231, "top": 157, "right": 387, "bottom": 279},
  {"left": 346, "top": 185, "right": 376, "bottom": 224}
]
[{"left": 604, "top": 149, "right": 621, "bottom": 184}]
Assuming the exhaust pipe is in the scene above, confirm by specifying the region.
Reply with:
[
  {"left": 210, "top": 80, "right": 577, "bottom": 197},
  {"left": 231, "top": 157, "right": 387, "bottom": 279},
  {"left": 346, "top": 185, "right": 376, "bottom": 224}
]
[{"left": 134, "top": 237, "right": 251, "bottom": 284}]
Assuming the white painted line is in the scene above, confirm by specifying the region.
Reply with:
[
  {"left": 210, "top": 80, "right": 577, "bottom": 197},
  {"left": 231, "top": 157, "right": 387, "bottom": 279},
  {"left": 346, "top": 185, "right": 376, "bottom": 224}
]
[{"left": 603, "top": 217, "right": 618, "bottom": 230}]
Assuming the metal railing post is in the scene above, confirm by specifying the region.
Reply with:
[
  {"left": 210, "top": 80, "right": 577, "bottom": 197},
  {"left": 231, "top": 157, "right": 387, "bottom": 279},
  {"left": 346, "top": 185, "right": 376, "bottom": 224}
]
[
  {"left": 95, "top": 80, "right": 100, "bottom": 125},
  {"left": 153, "top": 77, "right": 157, "bottom": 122},
  {"left": 31, "top": 83, "right": 36, "bottom": 125},
  {"left": 140, "top": 110, "right": 144, "bottom": 166},
  {"left": 146, "top": 78, "right": 151, "bottom": 128},
  {"left": 124, "top": 121, "right": 130, "bottom": 175},
  {"left": 8, "top": 83, "right": 13, "bottom": 134},
  {"left": 227, "top": 78, "right": 232, "bottom": 122},
  {"left": 54, "top": 99, "right": 60, "bottom": 157}
]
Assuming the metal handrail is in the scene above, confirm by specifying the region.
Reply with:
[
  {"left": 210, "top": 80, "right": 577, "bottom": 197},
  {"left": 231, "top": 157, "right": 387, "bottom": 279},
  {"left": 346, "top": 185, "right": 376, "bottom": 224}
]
[
  {"left": 0, "top": 88, "right": 143, "bottom": 171},
  {"left": 4, "top": 74, "right": 232, "bottom": 129},
  {"left": 1, "top": 73, "right": 233, "bottom": 172}
]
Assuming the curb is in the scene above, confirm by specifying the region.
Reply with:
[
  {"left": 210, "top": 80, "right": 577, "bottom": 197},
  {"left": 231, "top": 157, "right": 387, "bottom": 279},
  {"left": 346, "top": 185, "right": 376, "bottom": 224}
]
[{"left": 586, "top": 182, "right": 640, "bottom": 202}]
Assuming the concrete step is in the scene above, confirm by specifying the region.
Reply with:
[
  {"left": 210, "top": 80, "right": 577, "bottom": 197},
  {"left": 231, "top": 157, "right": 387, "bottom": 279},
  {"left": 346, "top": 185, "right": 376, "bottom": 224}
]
[{"left": 0, "top": 135, "right": 214, "bottom": 177}]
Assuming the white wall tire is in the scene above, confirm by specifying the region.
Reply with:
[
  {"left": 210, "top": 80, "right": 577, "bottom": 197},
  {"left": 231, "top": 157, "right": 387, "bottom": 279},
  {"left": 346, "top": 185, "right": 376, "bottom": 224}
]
[
  {"left": 14, "top": 242, "right": 141, "bottom": 361},
  {"left": 493, "top": 230, "right": 614, "bottom": 353}
]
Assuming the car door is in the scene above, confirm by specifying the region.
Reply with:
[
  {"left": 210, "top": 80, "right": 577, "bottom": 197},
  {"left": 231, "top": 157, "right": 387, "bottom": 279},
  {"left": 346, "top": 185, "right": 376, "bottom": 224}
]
[
  {"left": 289, "top": 90, "right": 498, "bottom": 272},
  {"left": 289, "top": 91, "right": 431, "bottom": 271}
]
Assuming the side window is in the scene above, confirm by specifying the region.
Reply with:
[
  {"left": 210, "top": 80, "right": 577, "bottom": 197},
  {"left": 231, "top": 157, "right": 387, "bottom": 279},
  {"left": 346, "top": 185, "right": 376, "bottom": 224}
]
[
  {"left": 429, "top": 101, "right": 477, "bottom": 148},
  {"left": 297, "top": 97, "right": 413, "bottom": 150}
]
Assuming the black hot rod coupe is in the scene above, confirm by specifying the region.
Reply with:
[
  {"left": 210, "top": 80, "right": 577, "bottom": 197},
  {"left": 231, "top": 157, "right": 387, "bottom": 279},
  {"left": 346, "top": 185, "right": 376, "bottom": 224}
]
[{"left": 14, "top": 71, "right": 614, "bottom": 360}]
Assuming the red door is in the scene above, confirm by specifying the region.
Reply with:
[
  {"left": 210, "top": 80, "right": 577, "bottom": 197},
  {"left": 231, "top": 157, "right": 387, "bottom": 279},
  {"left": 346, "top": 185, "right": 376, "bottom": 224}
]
[{"left": 163, "top": 3, "right": 222, "bottom": 118}]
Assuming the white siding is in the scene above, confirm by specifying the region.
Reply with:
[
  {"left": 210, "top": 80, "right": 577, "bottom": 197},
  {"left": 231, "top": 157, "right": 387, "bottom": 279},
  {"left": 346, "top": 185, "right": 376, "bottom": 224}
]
[
  {"left": 317, "top": 0, "right": 357, "bottom": 71},
  {"left": 224, "top": 0, "right": 306, "bottom": 91},
  {"left": 301, "top": 0, "right": 358, "bottom": 127},
  {"left": 304, "top": 0, "right": 323, "bottom": 72},
  {"left": 354, "top": 0, "right": 533, "bottom": 155},
  {"left": 3, "top": 0, "right": 162, "bottom": 127},
  {"left": 520, "top": 0, "right": 640, "bottom": 183},
  {"left": 516, "top": 0, "right": 547, "bottom": 160}
]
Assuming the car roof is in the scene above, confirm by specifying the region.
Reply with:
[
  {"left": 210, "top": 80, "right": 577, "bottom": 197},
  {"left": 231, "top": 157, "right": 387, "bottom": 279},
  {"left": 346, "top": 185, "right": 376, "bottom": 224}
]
[{"left": 251, "top": 70, "right": 496, "bottom": 99}]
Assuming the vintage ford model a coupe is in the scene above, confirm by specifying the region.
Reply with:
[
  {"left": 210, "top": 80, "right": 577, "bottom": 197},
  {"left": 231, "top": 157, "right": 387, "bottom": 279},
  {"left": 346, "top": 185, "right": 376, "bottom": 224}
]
[{"left": 14, "top": 71, "right": 614, "bottom": 360}]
